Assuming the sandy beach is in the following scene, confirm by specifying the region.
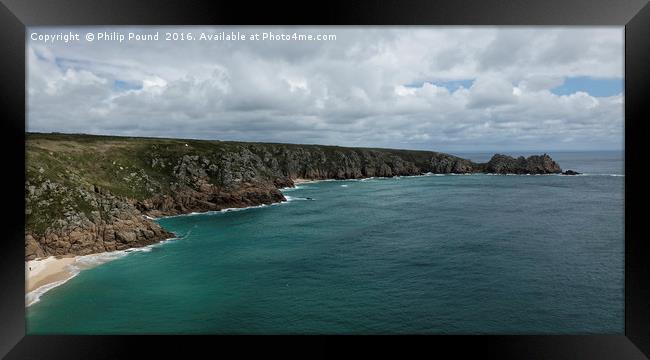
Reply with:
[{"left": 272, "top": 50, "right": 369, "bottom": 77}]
[
  {"left": 293, "top": 178, "right": 318, "bottom": 185},
  {"left": 26, "top": 256, "right": 77, "bottom": 294},
  {"left": 25, "top": 243, "right": 171, "bottom": 306}
]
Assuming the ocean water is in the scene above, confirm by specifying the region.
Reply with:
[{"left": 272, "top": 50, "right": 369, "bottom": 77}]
[{"left": 26, "top": 151, "right": 624, "bottom": 334}]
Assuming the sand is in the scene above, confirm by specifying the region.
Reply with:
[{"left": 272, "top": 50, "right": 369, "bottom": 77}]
[
  {"left": 26, "top": 256, "right": 77, "bottom": 293},
  {"left": 25, "top": 246, "right": 167, "bottom": 306},
  {"left": 293, "top": 178, "right": 318, "bottom": 185}
]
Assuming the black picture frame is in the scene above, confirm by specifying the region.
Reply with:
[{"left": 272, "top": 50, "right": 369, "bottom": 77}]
[{"left": 1, "top": 0, "right": 648, "bottom": 358}]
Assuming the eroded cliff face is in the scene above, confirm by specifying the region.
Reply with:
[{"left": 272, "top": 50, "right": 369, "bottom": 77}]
[
  {"left": 25, "top": 133, "right": 562, "bottom": 260},
  {"left": 25, "top": 181, "right": 173, "bottom": 259}
]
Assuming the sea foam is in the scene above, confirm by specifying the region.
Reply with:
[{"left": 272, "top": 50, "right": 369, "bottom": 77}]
[
  {"left": 26, "top": 277, "right": 77, "bottom": 307},
  {"left": 26, "top": 237, "right": 180, "bottom": 307}
]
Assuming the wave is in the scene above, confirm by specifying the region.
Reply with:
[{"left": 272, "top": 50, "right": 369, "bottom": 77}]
[
  {"left": 475, "top": 173, "right": 624, "bottom": 177},
  {"left": 285, "top": 196, "right": 313, "bottom": 201},
  {"left": 64, "top": 197, "right": 312, "bottom": 307},
  {"left": 147, "top": 172, "right": 626, "bottom": 221},
  {"left": 26, "top": 237, "right": 180, "bottom": 307},
  {"left": 581, "top": 173, "right": 624, "bottom": 177},
  {"left": 154, "top": 201, "right": 288, "bottom": 220},
  {"left": 536, "top": 173, "right": 625, "bottom": 177},
  {"left": 28, "top": 195, "right": 305, "bottom": 305},
  {"left": 280, "top": 185, "right": 304, "bottom": 191},
  {"left": 26, "top": 276, "right": 78, "bottom": 307}
]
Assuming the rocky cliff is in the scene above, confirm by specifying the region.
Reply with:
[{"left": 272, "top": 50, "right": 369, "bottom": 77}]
[
  {"left": 25, "top": 133, "right": 563, "bottom": 260},
  {"left": 479, "top": 154, "right": 562, "bottom": 174}
]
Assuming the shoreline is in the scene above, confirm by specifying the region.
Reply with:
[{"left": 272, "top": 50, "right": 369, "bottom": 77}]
[
  {"left": 154, "top": 172, "right": 622, "bottom": 221},
  {"left": 26, "top": 256, "right": 77, "bottom": 307},
  {"left": 26, "top": 171, "right": 622, "bottom": 307},
  {"left": 25, "top": 180, "right": 323, "bottom": 307},
  {"left": 293, "top": 178, "right": 320, "bottom": 185},
  {"left": 26, "top": 256, "right": 77, "bottom": 292},
  {"left": 25, "top": 238, "right": 178, "bottom": 307}
]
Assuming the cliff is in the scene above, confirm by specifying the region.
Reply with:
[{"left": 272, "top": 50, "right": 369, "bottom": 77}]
[{"left": 25, "top": 133, "right": 562, "bottom": 260}]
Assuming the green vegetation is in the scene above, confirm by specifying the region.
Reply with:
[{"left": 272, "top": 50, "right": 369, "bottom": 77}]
[{"left": 25, "top": 132, "right": 470, "bottom": 237}]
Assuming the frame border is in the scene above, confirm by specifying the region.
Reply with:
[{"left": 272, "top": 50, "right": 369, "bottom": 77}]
[{"left": 1, "top": 0, "right": 648, "bottom": 358}]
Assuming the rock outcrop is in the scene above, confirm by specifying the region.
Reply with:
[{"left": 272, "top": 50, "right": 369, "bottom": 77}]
[
  {"left": 25, "top": 179, "right": 174, "bottom": 259},
  {"left": 562, "top": 170, "right": 581, "bottom": 175},
  {"left": 25, "top": 133, "right": 563, "bottom": 260},
  {"left": 480, "top": 154, "right": 562, "bottom": 174}
]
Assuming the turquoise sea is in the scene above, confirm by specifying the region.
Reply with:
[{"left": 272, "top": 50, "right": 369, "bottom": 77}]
[{"left": 27, "top": 151, "right": 624, "bottom": 334}]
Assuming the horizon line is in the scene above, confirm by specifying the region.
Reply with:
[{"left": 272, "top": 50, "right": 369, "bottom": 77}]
[{"left": 25, "top": 131, "right": 624, "bottom": 154}]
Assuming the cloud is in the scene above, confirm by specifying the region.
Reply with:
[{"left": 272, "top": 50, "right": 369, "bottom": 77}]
[
  {"left": 27, "top": 26, "right": 624, "bottom": 151},
  {"left": 518, "top": 75, "right": 565, "bottom": 92},
  {"left": 467, "top": 76, "right": 517, "bottom": 109}
]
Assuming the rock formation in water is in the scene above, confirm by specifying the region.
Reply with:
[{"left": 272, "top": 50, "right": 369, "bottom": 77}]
[
  {"left": 478, "top": 154, "right": 562, "bottom": 174},
  {"left": 562, "top": 170, "right": 581, "bottom": 175},
  {"left": 25, "top": 133, "right": 563, "bottom": 260}
]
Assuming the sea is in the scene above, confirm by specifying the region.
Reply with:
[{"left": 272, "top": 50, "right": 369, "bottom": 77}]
[{"left": 26, "top": 151, "right": 625, "bottom": 334}]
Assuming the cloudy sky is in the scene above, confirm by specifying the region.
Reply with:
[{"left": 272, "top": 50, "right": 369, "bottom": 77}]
[{"left": 27, "top": 27, "right": 623, "bottom": 152}]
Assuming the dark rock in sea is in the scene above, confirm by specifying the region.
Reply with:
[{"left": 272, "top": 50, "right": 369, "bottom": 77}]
[
  {"left": 25, "top": 133, "right": 566, "bottom": 260},
  {"left": 562, "top": 170, "right": 581, "bottom": 175}
]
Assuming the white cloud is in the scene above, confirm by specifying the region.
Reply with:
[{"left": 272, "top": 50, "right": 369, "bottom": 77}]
[
  {"left": 467, "top": 76, "right": 517, "bottom": 109},
  {"left": 27, "top": 26, "right": 624, "bottom": 151},
  {"left": 518, "top": 75, "right": 564, "bottom": 92}
]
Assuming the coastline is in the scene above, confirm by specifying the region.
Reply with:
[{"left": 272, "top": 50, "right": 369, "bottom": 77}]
[
  {"left": 25, "top": 179, "right": 319, "bottom": 306},
  {"left": 26, "top": 134, "right": 569, "bottom": 265},
  {"left": 26, "top": 256, "right": 77, "bottom": 307},
  {"left": 27, "top": 172, "right": 620, "bottom": 307},
  {"left": 25, "top": 238, "right": 178, "bottom": 307},
  {"left": 293, "top": 178, "right": 319, "bottom": 185},
  {"left": 26, "top": 256, "right": 76, "bottom": 292}
]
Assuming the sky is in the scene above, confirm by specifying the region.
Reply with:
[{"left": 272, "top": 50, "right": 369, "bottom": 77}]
[{"left": 27, "top": 27, "right": 624, "bottom": 152}]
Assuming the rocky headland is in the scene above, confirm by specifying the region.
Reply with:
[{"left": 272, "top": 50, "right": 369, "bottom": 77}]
[{"left": 26, "top": 133, "right": 564, "bottom": 260}]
